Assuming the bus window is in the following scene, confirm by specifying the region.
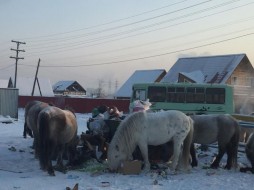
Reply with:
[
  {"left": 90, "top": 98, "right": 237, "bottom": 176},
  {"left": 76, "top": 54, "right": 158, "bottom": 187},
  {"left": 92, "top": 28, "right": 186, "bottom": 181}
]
[
  {"left": 175, "top": 87, "right": 185, "bottom": 103},
  {"left": 148, "top": 86, "right": 166, "bottom": 102},
  {"left": 167, "top": 87, "right": 176, "bottom": 102},
  {"left": 133, "top": 89, "right": 146, "bottom": 101},
  {"left": 186, "top": 87, "right": 205, "bottom": 103},
  {"left": 195, "top": 88, "right": 205, "bottom": 103},
  {"left": 186, "top": 87, "right": 195, "bottom": 103},
  {"left": 206, "top": 88, "right": 225, "bottom": 104}
]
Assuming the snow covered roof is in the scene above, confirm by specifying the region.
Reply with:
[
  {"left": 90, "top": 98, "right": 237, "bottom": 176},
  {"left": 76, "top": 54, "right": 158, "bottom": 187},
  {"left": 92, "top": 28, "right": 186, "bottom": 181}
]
[
  {"left": 0, "top": 79, "right": 10, "bottom": 88},
  {"left": 16, "top": 77, "right": 54, "bottom": 97},
  {"left": 180, "top": 70, "right": 205, "bottom": 83},
  {"left": 53, "top": 81, "right": 76, "bottom": 91},
  {"left": 0, "top": 78, "right": 13, "bottom": 88},
  {"left": 52, "top": 80, "right": 86, "bottom": 92},
  {"left": 114, "top": 69, "right": 166, "bottom": 99},
  {"left": 161, "top": 54, "right": 248, "bottom": 83}
]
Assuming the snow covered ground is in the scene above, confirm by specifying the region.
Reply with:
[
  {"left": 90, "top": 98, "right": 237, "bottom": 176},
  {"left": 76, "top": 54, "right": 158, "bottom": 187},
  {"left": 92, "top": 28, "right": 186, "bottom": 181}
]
[{"left": 0, "top": 108, "right": 253, "bottom": 190}]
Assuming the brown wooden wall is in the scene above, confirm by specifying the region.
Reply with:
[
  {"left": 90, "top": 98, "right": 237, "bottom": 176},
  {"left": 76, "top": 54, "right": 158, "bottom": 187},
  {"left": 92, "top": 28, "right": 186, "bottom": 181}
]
[{"left": 19, "top": 96, "right": 130, "bottom": 113}]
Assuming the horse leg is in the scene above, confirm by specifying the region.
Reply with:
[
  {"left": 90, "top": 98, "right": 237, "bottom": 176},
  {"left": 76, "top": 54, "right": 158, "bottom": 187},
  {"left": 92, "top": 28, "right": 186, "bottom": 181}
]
[
  {"left": 169, "top": 138, "right": 183, "bottom": 172},
  {"left": 47, "top": 141, "right": 56, "bottom": 176},
  {"left": 27, "top": 127, "right": 33, "bottom": 138},
  {"left": 23, "top": 122, "right": 27, "bottom": 138},
  {"left": 225, "top": 144, "right": 233, "bottom": 169},
  {"left": 138, "top": 142, "right": 150, "bottom": 172},
  {"left": 181, "top": 124, "right": 193, "bottom": 171},
  {"left": 55, "top": 144, "right": 67, "bottom": 173},
  {"left": 34, "top": 137, "right": 40, "bottom": 159},
  {"left": 47, "top": 159, "right": 55, "bottom": 176},
  {"left": 23, "top": 122, "right": 34, "bottom": 138},
  {"left": 210, "top": 144, "right": 226, "bottom": 169},
  {"left": 190, "top": 143, "right": 198, "bottom": 167}
]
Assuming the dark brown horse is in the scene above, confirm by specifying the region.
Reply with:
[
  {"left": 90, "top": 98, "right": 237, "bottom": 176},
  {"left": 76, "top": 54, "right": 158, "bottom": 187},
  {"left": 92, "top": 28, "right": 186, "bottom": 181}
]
[
  {"left": 38, "top": 106, "right": 78, "bottom": 176},
  {"left": 190, "top": 114, "right": 240, "bottom": 169},
  {"left": 240, "top": 133, "right": 254, "bottom": 173},
  {"left": 23, "top": 100, "right": 41, "bottom": 138},
  {"left": 23, "top": 100, "right": 50, "bottom": 158}
]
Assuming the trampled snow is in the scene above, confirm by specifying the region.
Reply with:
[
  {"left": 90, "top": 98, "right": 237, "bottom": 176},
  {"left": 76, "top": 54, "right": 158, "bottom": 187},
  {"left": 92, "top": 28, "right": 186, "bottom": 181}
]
[{"left": 0, "top": 109, "right": 253, "bottom": 190}]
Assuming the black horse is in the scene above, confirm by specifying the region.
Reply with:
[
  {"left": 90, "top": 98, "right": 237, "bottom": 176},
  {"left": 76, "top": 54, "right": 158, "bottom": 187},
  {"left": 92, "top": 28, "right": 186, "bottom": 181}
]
[{"left": 240, "top": 133, "right": 254, "bottom": 173}]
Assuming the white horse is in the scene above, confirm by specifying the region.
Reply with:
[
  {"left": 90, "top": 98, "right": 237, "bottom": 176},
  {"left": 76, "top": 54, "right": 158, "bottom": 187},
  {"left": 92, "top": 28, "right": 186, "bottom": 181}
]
[{"left": 107, "top": 110, "right": 194, "bottom": 173}]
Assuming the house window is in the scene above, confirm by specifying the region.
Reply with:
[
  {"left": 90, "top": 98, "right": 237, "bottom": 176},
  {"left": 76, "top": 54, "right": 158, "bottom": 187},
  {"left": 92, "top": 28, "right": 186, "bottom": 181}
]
[{"left": 232, "top": 76, "right": 237, "bottom": 85}]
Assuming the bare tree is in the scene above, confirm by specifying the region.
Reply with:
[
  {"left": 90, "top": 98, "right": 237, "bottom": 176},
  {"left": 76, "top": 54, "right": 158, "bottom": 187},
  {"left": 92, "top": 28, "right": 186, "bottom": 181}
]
[{"left": 97, "top": 79, "right": 106, "bottom": 98}]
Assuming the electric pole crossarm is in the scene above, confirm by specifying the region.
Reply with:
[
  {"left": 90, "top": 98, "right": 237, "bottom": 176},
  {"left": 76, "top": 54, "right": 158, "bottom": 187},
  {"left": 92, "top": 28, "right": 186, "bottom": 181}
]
[
  {"left": 10, "top": 48, "right": 25, "bottom": 52},
  {"left": 10, "top": 56, "right": 24, "bottom": 59},
  {"left": 11, "top": 40, "right": 26, "bottom": 45}
]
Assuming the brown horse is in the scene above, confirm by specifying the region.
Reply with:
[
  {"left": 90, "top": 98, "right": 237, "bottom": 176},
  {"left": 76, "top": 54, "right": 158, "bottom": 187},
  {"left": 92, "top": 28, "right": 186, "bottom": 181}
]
[
  {"left": 23, "top": 100, "right": 50, "bottom": 158},
  {"left": 38, "top": 106, "right": 78, "bottom": 176},
  {"left": 190, "top": 114, "right": 240, "bottom": 169}
]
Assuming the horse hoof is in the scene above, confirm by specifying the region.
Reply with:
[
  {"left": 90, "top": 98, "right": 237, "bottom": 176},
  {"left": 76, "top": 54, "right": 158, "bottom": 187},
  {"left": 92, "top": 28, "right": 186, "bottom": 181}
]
[
  {"left": 49, "top": 172, "right": 55, "bottom": 176},
  {"left": 48, "top": 169, "right": 55, "bottom": 176},
  {"left": 210, "top": 164, "right": 219, "bottom": 169},
  {"left": 224, "top": 165, "right": 231, "bottom": 170},
  {"left": 240, "top": 167, "right": 246, "bottom": 173}
]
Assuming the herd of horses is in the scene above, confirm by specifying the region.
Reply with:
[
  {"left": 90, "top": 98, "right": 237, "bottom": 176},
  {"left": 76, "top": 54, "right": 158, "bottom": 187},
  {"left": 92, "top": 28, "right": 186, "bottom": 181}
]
[{"left": 23, "top": 100, "right": 254, "bottom": 176}]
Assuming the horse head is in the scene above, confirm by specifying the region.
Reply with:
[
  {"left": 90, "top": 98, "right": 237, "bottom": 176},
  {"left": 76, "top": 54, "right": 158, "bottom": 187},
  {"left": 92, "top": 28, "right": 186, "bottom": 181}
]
[{"left": 107, "top": 143, "right": 128, "bottom": 171}]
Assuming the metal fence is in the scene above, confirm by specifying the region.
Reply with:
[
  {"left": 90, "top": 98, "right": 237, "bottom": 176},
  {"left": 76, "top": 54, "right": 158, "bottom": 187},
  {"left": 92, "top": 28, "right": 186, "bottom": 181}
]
[{"left": 0, "top": 88, "right": 19, "bottom": 119}]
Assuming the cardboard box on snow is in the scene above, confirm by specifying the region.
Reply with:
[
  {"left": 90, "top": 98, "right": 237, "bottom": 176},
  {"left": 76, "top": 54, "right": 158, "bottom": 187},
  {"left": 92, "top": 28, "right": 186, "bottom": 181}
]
[{"left": 118, "top": 160, "right": 142, "bottom": 175}]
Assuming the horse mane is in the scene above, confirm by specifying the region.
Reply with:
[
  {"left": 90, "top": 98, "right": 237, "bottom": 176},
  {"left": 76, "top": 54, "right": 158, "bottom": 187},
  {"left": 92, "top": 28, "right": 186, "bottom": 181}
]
[
  {"left": 110, "top": 111, "right": 146, "bottom": 155},
  {"left": 64, "top": 106, "right": 76, "bottom": 117}
]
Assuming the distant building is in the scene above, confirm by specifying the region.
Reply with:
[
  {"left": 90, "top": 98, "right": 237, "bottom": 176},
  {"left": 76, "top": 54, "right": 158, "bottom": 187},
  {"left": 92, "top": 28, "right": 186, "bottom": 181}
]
[
  {"left": 53, "top": 81, "right": 86, "bottom": 96},
  {"left": 161, "top": 53, "right": 254, "bottom": 85},
  {"left": 15, "top": 77, "right": 54, "bottom": 97},
  {"left": 0, "top": 77, "right": 13, "bottom": 88},
  {"left": 114, "top": 69, "right": 166, "bottom": 99}
]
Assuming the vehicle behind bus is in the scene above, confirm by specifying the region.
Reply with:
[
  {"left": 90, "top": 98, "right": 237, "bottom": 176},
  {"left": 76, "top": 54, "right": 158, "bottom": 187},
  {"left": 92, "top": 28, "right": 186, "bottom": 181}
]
[{"left": 130, "top": 82, "right": 234, "bottom": 115}]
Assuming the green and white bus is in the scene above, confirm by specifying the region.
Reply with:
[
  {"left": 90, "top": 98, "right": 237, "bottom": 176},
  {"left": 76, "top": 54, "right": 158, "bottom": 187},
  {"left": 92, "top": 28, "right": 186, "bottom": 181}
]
[{"left": 130, "top": 82, "right": 234, "bottom": 114}]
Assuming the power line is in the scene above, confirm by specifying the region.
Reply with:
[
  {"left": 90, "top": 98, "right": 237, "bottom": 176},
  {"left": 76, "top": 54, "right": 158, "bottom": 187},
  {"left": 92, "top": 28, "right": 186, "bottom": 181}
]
[
  {"left": 24, "top": 0, "right": 215, "bottom": 45},
  {"left": 0, "top": 64, "right": 14, "bottom": 71},
  {"left": 27, "top": 16, "right": 254, "bottom": 62},
  {"left": 17, "top": 0, "right": 189, "bottom": 41},
  {"left": 26, "top": 1, "right": 253, "bottom": 56},
  {"left": 22, "top": 32, "right": 254, "bottom": 68}
]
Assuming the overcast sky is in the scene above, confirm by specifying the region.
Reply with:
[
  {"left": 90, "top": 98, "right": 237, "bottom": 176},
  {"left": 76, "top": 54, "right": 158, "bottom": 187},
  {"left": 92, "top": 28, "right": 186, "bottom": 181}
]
[{"left": 0, "top": 0, "right": 254, "bottom": 94}]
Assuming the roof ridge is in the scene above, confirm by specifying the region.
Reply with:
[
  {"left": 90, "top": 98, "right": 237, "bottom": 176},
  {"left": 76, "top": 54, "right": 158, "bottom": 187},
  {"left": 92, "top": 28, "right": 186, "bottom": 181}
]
[{"left": 179, "top": 53, "right": 245, "bottom": 60}]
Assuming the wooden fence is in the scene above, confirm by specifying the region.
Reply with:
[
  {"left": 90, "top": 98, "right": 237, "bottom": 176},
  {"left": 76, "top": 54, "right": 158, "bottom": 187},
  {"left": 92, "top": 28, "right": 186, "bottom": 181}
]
[{"left": 19, "top": 96, "right": 130, "bottom": 113}]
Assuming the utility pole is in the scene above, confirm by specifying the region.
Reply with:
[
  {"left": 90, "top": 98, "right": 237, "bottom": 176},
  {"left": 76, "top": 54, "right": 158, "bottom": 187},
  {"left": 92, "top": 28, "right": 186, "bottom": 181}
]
[
  {"left": 32, "top": 59, "right": 41, "bottom": 96},
  {"left": 10, "top": 40, "right": 26, "bottom": 88}
]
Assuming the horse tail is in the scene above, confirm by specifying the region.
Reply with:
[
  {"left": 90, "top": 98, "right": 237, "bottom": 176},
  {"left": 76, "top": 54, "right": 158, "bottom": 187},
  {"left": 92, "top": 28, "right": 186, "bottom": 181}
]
[
  {"left": 38, "top": 111, "right": 50, "bottom": 171},
  {"left": 229, "top": 117, "right": 240, "bottom": 169},
  {"left": 23, "top": 122, "right": 33, "bottom": 138},
  {"left": 182, "top": 116, "right": 194, "bottom": 170}
]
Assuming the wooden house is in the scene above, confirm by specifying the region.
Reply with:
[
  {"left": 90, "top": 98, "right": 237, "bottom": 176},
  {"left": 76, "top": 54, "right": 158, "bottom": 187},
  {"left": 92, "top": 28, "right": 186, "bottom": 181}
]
[
  {"left": 161, "top": 53, "right": 254, "bottom": 113},
  {"left": 53, "top": 80, "right": 86, "bottom": 96}
]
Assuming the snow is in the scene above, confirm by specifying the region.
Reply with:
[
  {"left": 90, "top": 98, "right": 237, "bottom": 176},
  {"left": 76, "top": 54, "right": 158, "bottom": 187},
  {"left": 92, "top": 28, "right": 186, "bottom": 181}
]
[
  {"left": 16, "top": 77, "right": 54, "bottom": 97},
  {"left": 114, "top": 69, "right": 166, "bottom": 98},
  {"left": 0, "top": 109, "right": 253, "bottom": 190}
]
